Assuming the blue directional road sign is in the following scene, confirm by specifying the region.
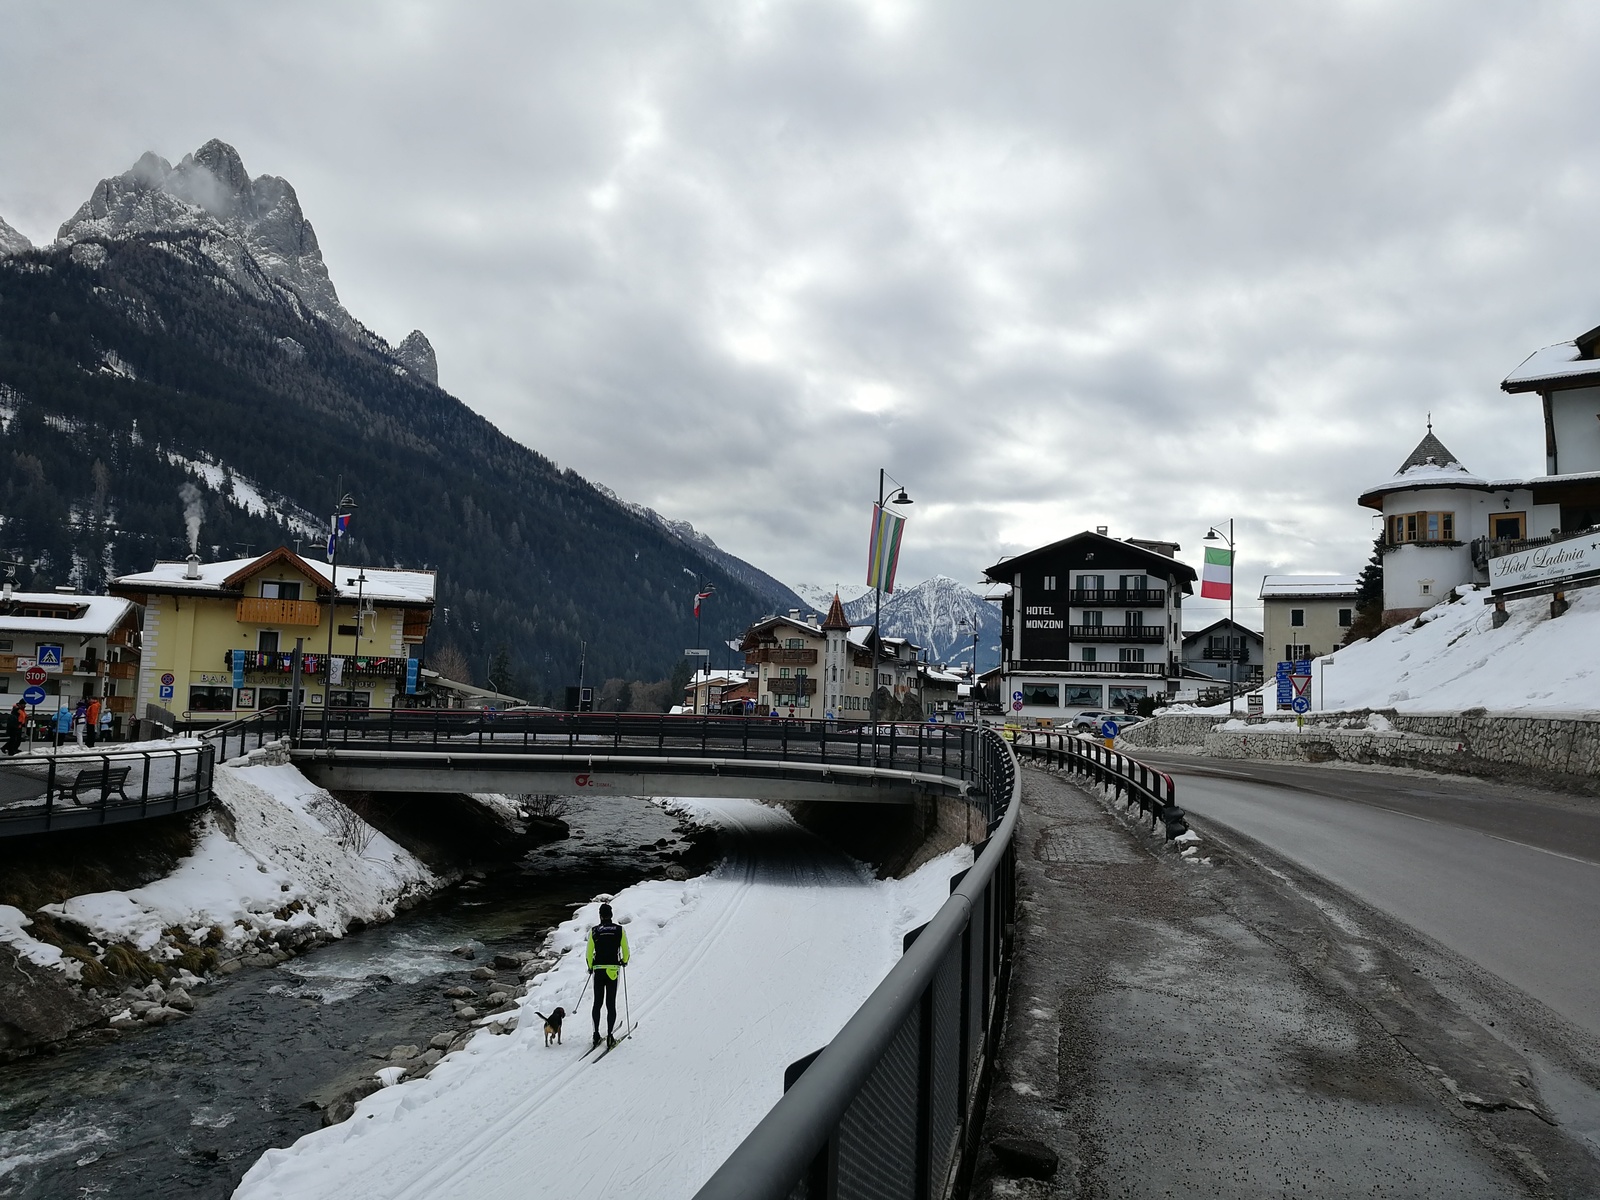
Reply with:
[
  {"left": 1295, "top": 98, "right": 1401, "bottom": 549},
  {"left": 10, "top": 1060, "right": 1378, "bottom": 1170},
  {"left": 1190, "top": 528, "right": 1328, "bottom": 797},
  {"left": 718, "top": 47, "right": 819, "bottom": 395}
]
[
  {"left": 1291, "top": 697, "right": 1310, "bottom": 715},
  {"left": 1100, "top": 719, "right": 1120, "bottom": 738},
  {"left": 1012, "top": 691, "right": 1024, "bottom": 703},
  {"left": 22, "top": 685, "right": 45, "bottom": 706}
]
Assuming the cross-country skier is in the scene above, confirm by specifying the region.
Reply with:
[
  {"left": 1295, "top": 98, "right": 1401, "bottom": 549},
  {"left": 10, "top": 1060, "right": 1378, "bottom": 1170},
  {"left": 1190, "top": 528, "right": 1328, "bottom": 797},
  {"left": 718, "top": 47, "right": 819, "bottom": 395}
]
[{"left": 585, "top": 902, "right": 629, "bottom": 1048}]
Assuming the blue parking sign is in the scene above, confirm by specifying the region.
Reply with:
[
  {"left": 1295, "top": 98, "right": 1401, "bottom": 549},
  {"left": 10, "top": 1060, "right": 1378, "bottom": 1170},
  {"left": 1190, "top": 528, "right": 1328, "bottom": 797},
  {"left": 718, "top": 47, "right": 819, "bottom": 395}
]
[{"left": 159, "top": 684, "right": 175, "bottom": 700}]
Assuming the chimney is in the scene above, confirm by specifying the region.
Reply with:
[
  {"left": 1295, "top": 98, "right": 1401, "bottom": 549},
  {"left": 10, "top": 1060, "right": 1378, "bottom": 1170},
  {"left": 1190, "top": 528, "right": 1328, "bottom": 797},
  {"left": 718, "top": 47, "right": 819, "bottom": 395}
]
[
  {"left": 185, "top": 554, "right": 201, "bottom": 580},
  {"left": 54, "top": 585, "right": 74, "bottom": 594},
  {"left": 789, "top": 609, "right": 800, "bottom": 620}
]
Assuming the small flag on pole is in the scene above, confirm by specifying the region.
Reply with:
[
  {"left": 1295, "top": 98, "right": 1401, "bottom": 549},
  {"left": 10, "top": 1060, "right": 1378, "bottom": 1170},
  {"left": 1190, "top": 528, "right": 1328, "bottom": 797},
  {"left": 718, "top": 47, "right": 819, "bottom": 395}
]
[
  {"left": 694, "top": 587, "right": 715, "bottom": 617},
  {"left": 867, "top": 504, "right": 905, "bottom": 594},
  {"left": 1201, "top": 545, "right": 1233, "bottom": 600}
]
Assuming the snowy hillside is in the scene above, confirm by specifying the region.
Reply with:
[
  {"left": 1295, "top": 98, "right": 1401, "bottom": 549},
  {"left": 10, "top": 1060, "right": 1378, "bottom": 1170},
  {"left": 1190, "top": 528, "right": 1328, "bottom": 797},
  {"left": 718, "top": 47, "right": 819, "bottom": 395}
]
[{"left": 1221, "top": 583, "right": 1600, "bottom": 713}]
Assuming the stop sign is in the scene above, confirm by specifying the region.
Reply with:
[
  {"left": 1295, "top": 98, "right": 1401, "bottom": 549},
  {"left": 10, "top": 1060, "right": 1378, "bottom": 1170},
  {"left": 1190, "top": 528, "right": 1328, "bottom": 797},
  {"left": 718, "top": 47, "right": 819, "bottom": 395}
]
[{"left": 23, "top": 666, "right": 46, "bottom": 687}]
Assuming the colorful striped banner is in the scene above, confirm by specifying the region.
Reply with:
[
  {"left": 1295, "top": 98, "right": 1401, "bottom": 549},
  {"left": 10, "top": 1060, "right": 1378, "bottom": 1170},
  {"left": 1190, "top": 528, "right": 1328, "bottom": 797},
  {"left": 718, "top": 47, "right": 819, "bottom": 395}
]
[
  {"left": 1200, "top": 545, "right": 1233, "bottom": 600},
  {"left": 867, "top": 503, "right": 905, "bottom": 594}
]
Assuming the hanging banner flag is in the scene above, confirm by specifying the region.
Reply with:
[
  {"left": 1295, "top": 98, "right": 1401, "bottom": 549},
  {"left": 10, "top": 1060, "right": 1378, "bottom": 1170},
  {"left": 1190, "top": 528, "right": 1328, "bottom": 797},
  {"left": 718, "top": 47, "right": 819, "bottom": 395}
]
[
  {"left": 329, "top": 656, "right": 344, "bottom": 686},
  {"left": 1201, "top": 545, "right": 1233, "bottom": 600},
  {"left": 694, "top": 587, "right": 715, "bottom": 617},
  {"left": 405, "top": 658, "right": 419, "bottom": 695},
  {"left": 325, "top": 513, "right": 352, "bottom": 561},
  {"left": 866, "top": 504, "right": 905, "bottom": 594}
]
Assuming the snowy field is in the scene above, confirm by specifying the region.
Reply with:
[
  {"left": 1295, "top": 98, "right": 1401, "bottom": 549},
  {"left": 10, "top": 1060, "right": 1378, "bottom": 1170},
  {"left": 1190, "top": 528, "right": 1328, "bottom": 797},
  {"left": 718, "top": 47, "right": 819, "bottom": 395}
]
[
  {"left": 1197, "top": 584, "right": 1600, "bottom": 714},
  {"left": 234, "top": 797, "right": 971, "bottom": 1200}
]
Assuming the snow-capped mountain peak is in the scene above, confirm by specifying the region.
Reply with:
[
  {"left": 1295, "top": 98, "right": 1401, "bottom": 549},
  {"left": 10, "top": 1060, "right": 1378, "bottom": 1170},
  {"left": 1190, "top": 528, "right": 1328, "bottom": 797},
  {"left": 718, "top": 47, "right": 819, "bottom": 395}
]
[
  {"left": 789, "top": 574, "right": 1002, "bottom": 670},
  {"left": 54, "top": 139, "right": 432, "bottom": 375}
]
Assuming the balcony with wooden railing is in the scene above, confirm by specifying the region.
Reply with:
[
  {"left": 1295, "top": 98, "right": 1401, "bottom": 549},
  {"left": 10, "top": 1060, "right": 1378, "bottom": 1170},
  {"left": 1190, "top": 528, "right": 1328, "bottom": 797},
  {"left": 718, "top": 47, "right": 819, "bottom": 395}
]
[
  {"left": 1067, "top": 588, "right": 1166, "bottom": 606},
  {"left": 767, "top": 676, "right": 818, "bottom": 696},
  {"left": 1070, "top": 624, "right": 1165, "bottom": 643},
  {"left": 237, "top": 596, "right": 323, "bottom": 626},
  {"left": 745, "top": 647, "right": 819, "bottom": 666}
]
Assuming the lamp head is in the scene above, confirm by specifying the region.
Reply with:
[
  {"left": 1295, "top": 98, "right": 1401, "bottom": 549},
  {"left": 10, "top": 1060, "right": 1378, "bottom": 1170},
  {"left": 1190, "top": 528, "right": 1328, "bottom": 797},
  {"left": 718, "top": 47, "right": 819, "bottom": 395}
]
[
  {"left": 892, "top": 489, "right": 913, "bottom": 505},
  {"left": 1204, "top": 528, "right": 1219, "bottom": 541}
]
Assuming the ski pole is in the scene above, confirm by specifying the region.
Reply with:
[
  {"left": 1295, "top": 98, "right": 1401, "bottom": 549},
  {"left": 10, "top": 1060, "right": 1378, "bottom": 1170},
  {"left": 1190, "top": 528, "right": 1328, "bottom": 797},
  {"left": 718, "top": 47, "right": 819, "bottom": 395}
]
[
  {"left": 622, "top": 963, "right": 632, "bottom": 1034},
  {"left": 576, "top": 968, "right": 591, "bottom": 1015}
]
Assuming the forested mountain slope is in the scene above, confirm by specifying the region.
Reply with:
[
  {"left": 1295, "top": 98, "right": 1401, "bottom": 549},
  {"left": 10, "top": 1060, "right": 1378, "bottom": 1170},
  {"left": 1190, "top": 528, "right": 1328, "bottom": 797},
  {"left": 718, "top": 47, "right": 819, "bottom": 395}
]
[{"left": 0, "top": 231, "right": 776, "bottom": 699}]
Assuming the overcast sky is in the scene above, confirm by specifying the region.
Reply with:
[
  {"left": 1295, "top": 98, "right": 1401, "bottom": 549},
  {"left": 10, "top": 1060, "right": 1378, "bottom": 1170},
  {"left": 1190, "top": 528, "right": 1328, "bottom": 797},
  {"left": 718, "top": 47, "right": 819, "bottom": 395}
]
[{"left": 5, "top": 1, "right": 1599, "bottom": 626}]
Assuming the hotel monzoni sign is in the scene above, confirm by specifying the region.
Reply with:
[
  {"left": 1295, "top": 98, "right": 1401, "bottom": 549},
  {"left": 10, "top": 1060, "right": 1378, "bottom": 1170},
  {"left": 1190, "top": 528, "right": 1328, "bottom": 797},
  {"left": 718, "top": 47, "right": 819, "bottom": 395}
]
[
  {"left": 1488, "top": 537, "right": 1600, "bottom": 593},
  {"left": 1021, "top": 603, "right": 1070, "bottom": 660}
]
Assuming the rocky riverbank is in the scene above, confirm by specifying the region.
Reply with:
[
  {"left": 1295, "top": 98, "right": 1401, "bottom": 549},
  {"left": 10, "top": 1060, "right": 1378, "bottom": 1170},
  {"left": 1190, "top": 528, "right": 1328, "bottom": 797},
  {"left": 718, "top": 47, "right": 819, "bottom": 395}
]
[{"left": 0, "top": 754, "right": 568, "bottom": 1061}]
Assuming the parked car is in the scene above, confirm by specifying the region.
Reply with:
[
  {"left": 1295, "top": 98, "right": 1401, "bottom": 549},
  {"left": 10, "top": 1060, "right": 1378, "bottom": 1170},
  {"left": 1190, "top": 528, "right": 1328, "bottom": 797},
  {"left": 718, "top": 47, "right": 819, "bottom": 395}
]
[{"left": 1070, "top": 710, "right": 1115, "bottom": 731}]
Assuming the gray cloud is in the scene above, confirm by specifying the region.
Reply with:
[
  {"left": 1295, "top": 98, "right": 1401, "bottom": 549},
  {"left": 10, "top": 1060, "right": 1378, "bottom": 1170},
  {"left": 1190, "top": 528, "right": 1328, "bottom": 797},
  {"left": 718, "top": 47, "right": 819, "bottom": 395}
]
[{"left": 5, "top": 1, "right": 1600, "bottom": 625}]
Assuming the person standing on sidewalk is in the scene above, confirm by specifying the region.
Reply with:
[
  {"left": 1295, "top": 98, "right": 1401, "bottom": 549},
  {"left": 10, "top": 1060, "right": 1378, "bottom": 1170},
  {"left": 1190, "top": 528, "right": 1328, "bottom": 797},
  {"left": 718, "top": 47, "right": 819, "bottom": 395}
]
[
  {"left": 584, "top": 902, "right": 630, "bottom": 1047},
  {"left": 3, "top": 700, "right": 24, "bottom": 756},
  {"left": 99, "top": 702, "right": 114, "bottom": 744},
  {"left": 53, "top": 704, "right": 71, "bottom": 748},
  {"left": 85, "top": 696, "right": 101, "bottom": 748},
  {"left": 72, "top": 699, "right": 89, "bottom": 747}
]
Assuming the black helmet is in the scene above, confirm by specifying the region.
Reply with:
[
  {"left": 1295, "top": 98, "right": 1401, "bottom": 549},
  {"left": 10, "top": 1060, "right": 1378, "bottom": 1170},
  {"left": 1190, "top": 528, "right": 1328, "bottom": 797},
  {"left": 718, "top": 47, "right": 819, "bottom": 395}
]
[{"left": 598, "top": 902, "right": 613, "bottom": 921}]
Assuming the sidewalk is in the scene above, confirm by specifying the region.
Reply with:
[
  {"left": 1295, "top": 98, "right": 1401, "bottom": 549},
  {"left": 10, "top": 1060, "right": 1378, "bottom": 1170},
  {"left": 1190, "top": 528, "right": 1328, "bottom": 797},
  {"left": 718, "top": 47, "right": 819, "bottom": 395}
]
[{"left": 968, "top": 766, "right": 1594, "bottom": 1197}]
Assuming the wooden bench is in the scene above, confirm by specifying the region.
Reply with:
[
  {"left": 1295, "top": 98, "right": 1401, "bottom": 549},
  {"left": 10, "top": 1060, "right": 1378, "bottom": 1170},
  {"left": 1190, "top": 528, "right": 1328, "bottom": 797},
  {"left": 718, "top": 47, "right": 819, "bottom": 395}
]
[{"left": 66, "top": 764, "right": 131, "bottom": 804}]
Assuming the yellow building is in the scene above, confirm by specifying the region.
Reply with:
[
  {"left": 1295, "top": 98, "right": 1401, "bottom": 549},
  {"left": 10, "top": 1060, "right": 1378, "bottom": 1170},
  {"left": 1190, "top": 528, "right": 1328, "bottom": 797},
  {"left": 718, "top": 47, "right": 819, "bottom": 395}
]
[{"left": 112, "top": 547, "right": 435, "bottom": 722}]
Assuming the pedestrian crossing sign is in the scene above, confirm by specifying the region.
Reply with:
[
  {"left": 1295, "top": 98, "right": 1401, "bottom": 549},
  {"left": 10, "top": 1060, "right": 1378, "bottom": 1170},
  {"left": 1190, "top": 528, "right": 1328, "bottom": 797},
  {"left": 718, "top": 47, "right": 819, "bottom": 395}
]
[{"left": 36, "top": 644, "right": 62, "bottom": 668}]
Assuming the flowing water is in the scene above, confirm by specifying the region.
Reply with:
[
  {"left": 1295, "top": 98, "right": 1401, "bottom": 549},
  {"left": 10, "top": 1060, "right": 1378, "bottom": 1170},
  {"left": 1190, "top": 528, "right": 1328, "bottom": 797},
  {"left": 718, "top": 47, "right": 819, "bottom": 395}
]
[{"left": 0, "top": 796, "right": 701, "bottom": 1199}]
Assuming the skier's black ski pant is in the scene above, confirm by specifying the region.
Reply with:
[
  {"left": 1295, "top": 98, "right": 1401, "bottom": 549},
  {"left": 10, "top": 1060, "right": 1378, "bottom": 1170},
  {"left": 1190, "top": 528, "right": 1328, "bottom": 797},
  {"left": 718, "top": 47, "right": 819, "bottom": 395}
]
[{"left": 591, "top": 970, "right": 618, "bottom": 1034}]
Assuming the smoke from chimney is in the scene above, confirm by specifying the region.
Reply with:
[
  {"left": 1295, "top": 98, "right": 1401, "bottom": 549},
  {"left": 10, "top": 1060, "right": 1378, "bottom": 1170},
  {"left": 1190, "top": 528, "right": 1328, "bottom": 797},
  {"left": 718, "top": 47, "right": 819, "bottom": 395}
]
[{"left": 179, "top": 482, "right": 204, "bottom": 552}]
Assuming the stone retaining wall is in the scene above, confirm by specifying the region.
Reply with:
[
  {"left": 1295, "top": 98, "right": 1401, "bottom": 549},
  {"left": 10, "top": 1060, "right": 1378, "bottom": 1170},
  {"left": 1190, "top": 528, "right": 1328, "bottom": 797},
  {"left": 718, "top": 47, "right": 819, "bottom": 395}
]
[{"left": 1121, "top": 708, "right": 1600, "bottom": 795}]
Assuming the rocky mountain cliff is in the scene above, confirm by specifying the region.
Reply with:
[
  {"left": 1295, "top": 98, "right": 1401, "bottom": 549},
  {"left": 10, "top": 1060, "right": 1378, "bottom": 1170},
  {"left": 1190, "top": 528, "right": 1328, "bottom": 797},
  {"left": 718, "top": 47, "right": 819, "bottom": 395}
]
[
  {"left": 0, "top": 217, "right": 30, "bottom": 258},
  {"left": 0, "top": 139, "right": 798, "bottom": 698}
]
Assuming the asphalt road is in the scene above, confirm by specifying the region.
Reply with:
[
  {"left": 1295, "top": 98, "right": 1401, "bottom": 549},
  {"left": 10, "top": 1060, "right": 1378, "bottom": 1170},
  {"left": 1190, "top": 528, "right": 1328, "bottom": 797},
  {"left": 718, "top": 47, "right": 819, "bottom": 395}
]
[{"left": 1141, "top": 752, "right": 1600, "bottom": 1040}]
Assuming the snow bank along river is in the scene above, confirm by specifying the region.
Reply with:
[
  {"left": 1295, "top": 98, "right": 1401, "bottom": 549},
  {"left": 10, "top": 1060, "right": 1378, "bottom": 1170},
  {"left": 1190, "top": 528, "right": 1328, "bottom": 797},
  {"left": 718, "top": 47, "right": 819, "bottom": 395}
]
[
  {"left": 235, "top": 798, "right": 971, "bottom": 1200},
  {"left": 0, "top": 792, "right": 696, "bottom": 1198}
]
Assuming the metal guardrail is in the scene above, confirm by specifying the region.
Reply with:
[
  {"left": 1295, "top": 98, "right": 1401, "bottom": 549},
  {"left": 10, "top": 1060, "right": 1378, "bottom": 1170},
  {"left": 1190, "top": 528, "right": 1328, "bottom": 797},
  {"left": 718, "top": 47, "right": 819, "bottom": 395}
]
[
  {"left": 1016, "top": 729, "right": 1188, "bottom": 838},
  {"left": 201, "top": 706, "right": 292, "bottom": 763},
  {"left": 692, "top": 728, "right": 1019, "bottom": 1200},
  {"left": 0, "top": 744, "right": 216, "bottom": 837}
]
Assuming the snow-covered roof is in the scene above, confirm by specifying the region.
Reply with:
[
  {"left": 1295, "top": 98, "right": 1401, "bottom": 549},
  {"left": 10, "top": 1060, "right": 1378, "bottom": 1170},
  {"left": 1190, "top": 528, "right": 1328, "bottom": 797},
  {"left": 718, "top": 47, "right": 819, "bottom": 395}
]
[
  {"left": 1501, "top": 341, "right": 1600, "bottom": 392},
  {"left": 0, "top": 592, "right": 136, "bottom": 637},
  {"left": 114, "top": 552, "right": 435, "bottom": 605},
  {"left": 920, "top": 666, "right": 965, "bottom": 685},
  {"left": 1259, "top": 575, "right": 1358, "bottom": 600},
  {"left": 691, "top": 668, "right": 749, "bottom": 686}
]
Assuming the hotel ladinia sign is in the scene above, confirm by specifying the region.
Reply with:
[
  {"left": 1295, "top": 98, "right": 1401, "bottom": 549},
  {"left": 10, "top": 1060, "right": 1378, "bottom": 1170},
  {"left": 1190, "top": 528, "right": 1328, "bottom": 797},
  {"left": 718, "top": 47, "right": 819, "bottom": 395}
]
[{"left": 1488, "top": 537, "right": 1600, "bottom": 593}]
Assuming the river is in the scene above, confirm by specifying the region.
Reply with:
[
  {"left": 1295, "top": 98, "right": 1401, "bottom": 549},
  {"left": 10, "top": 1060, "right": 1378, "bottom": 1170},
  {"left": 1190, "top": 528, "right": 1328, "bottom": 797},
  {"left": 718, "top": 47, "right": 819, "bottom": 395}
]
[{"left": 0, "top": 795, "right": 701, "bottom": 1199}]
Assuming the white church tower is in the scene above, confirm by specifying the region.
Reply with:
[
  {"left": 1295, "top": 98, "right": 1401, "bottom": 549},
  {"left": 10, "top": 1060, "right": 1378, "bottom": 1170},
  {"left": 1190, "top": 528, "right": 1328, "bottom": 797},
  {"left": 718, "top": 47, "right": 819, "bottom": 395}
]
[{"left": 822, "top": 592, "right": 851, "bottom": 719}]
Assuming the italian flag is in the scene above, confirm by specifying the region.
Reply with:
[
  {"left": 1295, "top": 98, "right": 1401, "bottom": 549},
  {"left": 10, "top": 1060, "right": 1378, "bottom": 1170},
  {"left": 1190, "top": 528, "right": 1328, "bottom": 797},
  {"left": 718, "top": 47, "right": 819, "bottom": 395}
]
[{"left": 1201, "top": 546, "right": 1233, "bottom": 600}]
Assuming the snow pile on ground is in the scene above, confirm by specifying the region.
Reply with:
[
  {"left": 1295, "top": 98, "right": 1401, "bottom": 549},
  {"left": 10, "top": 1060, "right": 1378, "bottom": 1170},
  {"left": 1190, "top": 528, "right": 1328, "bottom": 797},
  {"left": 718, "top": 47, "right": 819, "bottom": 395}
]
[
  {"left": 1214, "top": 584, "right": 1600, "bottom": 714},
  {"left": 0, "top": 905, "right": 79, "bottom": 977},
  {"left": 234, "top": 797, "right": 973, "bottom": 1200},
  {"left": 42, "top": 763, "right": 435, "bottom": 958}
]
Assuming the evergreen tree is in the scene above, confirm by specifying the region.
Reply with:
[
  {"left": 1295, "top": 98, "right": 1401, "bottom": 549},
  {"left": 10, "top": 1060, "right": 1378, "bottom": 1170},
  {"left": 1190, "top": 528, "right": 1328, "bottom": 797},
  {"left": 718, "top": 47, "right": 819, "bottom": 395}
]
[{"left": 1342, "top": 535, "right": 1386, "bottom": 645}]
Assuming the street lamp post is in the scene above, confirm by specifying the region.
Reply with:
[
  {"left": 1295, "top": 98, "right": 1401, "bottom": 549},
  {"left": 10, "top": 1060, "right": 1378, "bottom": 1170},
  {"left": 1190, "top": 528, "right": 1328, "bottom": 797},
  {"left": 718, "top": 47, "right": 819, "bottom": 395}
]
[
  {"left": 346, "top": 569, "right": 367, "bottom": 706},
  {"left": 322, "top": 493, "right": 356, "bottom": 736},
  {"left": 870, "top": 469, "right": 913, "bottom": 728},
  {"left": 1204, "top": 519, "right": 1237, "bottom": 714}
]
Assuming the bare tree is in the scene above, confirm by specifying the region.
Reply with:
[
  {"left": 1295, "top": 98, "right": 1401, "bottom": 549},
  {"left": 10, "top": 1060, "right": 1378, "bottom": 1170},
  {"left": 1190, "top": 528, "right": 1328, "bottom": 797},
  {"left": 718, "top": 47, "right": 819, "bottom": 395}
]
[
  {"left": 430, "top": 642, "right": 474, "bottom": 685},
  {"left": 305, "top": 792, "right": 376, "bottom": 856},
  {"left": 519, "top": 793, "right": 570, "bottom": 820}
]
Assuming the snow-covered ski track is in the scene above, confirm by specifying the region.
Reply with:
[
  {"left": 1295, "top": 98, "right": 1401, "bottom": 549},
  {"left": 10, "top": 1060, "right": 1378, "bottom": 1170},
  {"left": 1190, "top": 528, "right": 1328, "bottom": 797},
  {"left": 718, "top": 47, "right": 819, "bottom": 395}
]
[{"left": 233, "top": 798, "right": 969, "bottom": 1200}]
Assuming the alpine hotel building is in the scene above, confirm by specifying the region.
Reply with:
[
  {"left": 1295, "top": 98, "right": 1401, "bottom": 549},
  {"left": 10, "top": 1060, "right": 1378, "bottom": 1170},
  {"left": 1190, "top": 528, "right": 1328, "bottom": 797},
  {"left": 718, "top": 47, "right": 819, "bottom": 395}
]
[{"left": 984, "top": 531, "right": 1196, "bottom": 721}]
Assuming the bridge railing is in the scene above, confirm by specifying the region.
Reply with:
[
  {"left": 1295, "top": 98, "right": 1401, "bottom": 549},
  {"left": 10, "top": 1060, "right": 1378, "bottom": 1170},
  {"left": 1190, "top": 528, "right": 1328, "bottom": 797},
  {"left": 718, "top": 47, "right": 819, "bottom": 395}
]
[
  {"left": 200, "top": 706, "right": 292, "bottom": 763},
  {"left": 692, "top": 727, "right": 1020, "bottom": 1200},
  {"left": 292, "top": 710, "right": 999, "bottom": 806},
  {"left": 0, "top": 743, "right": 216, "bottom": 838},
  {"left": 1015, "top": 729, "right": 1188, "bottom": 838}
]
